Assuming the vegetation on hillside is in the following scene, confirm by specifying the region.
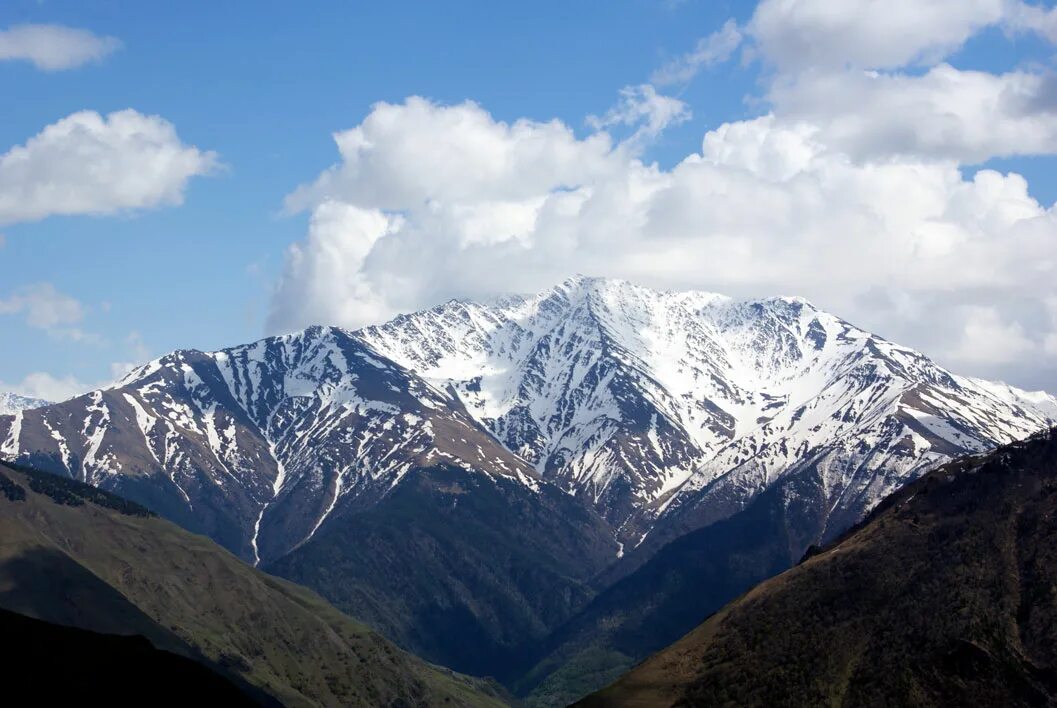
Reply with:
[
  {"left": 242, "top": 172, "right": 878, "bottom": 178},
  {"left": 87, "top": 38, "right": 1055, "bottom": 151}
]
[
  {"left": 0, "top": 461, "right": 507, "bottom": 708},
  {"left": 579, "top": 428, "right": 1057, "bottom": 708}
]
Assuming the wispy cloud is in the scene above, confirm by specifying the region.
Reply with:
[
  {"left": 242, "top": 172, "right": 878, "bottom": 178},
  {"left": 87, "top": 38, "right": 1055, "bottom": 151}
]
[
  {"left": 0, "top": 282, "right": 90, "bottom": 341},
  {"left": 651, "top": 19, "right": 742, "bottom": 85},
  {"left": 587, "top": 84, "right": 691, "bottom": 149}
]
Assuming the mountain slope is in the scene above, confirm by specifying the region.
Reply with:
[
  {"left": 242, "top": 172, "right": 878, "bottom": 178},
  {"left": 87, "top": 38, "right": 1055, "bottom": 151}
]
[
  {"left": 1, "top": 277, "right": 1053, "bottom": 688},
  {"left": 514, "top": 465, "right": 828, "bottom": 706},
  {"left": 579, "top": 427, "right": 1057, "bottom": 708},
  {"left": 0, "top": 325, "right": 618, "bottom": 677},
  {"left": 0, "top": 461, "right": 506, "bottom": 708},
  {"left": 0, "top": 606, "right": 262, "bottom": 706},
  {"left": 361, "top": 276, "right": 1056, "bottom": 550},
  {"left": 0, "top": 326, "right": 544, "bottom": 565},
  {"left": 267, "top": 461, "right": 616, "bottom": 678}
]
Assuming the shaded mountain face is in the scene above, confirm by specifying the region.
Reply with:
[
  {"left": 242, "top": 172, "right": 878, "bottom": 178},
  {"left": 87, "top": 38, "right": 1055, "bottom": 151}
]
[
  {"left": 0, "top": 461, "right": 506, "bottom": 708},
  {"left": 0, "top": 606, "right": 262, "bottom": 706},
  {"left": 0, "top": 391, "right": 49, "bottom": 415},
  {"left": 579, "top": 427, "right": 1057, "bottom": 708},
  {"left": 266, "top": 462, "right": 618, "bottom": 678},
  {"left": 360, "top": 276, "right": 1057, "bottom": 550},
  {"left": 513, "top": 465, "right": 829, "bottom": 706}
]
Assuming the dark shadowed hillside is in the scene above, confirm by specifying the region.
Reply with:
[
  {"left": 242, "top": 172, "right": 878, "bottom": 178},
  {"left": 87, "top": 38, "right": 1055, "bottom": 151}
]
[
  {"left": 0, "top": 462, "right": 506, "bottom": 708},
  {"left": 0, "top": 606, "right": 262, "bottom": 706},
  {"left": 579, "top": 428, "right": 1057, "bottom": 708},
  {"left": 266, "top": 462, "right": 616, "bottom": 679},
  {"left": 514, "top": 466, "right": 829, "bottom": 706}
]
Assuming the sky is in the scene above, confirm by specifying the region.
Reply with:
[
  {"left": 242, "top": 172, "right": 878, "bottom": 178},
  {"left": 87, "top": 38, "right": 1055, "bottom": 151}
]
[{"left": 1, "top": 0, "right": 1056, "bottom": 401}]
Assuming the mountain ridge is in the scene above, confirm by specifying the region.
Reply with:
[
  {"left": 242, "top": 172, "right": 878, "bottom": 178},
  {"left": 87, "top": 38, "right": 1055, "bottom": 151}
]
[
  {"left": 578, "top": 426, "right": 1057, "bottom": 707},
  {"left": 0, "top": 276, "right": 1053, "bottom": 686},
  {"left": 360, "top": 276, "right": 1056, "bottom": 548}
]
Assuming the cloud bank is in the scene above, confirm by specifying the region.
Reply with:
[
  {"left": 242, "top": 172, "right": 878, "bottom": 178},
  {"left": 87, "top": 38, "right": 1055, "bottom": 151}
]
[{"left": 269, "top": 0, "right": 1057, "bottom": 392}]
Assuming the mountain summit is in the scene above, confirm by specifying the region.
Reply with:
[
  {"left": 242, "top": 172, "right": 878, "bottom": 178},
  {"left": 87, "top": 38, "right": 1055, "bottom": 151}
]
[{"left": 360, "top": 276, "right": 1056, "bottom": 545}]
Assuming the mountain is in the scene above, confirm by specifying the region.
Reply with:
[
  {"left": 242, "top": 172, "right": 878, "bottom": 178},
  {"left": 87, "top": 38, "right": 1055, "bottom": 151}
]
[
  {"left": 0, "top": 391, "right": 49, "bottom": 415},
  {"left": 0, "top": 460, "right": 506, "bottom": 707},
  {"left": 0, "top": 276, "right": 1053, "bottom": 683},
  {"left": 264, "top": 461, "right": 615, "bottom": 678},
  {"left": 0, "top": 606, "right": 261, "bottom": 706},
  {"left": 579, "top": 427, "right": 1057, "bottom": 708},
  {"left": 360, "top": 276, "right": 1057, "bottom": 552},
  {"left": 0, "top": 326, "right": 555, "bottom": 564},
  {"left": 513, "top": 467, "right": 829, "bottom": 706},
  {"left": 0, "top": 327, "right": 616, "bottom": 676}
]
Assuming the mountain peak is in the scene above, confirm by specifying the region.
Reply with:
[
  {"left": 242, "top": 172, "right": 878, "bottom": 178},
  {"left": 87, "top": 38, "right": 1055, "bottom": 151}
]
[
  {"left": 358, "top": 277, "right": 1056, "bottom": 542},
  {"left": 0, "top": 392, "right": 50, "bottom": 416}
]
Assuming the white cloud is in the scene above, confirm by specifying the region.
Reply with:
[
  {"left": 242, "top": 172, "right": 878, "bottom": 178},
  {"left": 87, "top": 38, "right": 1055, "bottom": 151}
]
[
  {"left": 284, "top": 97, "right": 621, "bottom": 214},
  {"left": 1001, "top": 1, "right": 1057, "bottom": 43},
  {"left": 0, "top": 109, "right": 218, "bottom": 226},
  {"left": 269, "top": 0, "right": 1057, "bottom": 393},
  {"left": 268, "top": 99, "right": 1056, "bottom": 388},
  {"left": 651, "top": 19, "right": 742, "bottom": 85},
  {"left": 768, "top": 64, "right": 1057, "bottom": 164},
  {"left": 1045, "top": 298, "right": 1057, "bottom": 356},
  {"left": 587, "top": 84, "right": 691, "bottom": 149},
  {"left": 941, "top": 305, "right": 1037, "bottom": 365},
  {"left": 270, "top": 201, "right": 402, "bottom": 332},
  {"left": 0, "top": 371, "right": 89, "bottom": 403},
  {"left": 0, "top": 24, "right": 121, "bottom": 71},
  {"left": 747, "top": 0, "right": 1006, "bottom": 71},
  {"left": 746, "top": 0, "right": 1057, "bottom": 71},
  {"left": 0, "top": 282, "right": 92, "bottom": 341}
]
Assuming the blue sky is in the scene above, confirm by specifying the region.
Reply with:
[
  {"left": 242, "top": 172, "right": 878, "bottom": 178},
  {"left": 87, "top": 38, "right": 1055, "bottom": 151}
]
[{"left": 1, "top": 0, "right": 1057, "bottom": 399}]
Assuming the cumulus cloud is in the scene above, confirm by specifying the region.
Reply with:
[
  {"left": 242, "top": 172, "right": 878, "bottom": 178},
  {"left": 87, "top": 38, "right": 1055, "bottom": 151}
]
[
  {"left": 0, "top": 109, "right": 218, "bottom": 226},
  {"left": 768, "top": 64, "right": 1057, "bottom": 163},
  {"left": 747, "top": 0, "right": 1008, "bottom": 71},
  {"left": 0, "top": 24, "right": 121, "bottom": 71},
  {"left": 267, "top": 98, "right": 1056, "bottom": 387},
  {"left": 284, "top": 97, "right": 620, "bottom": 214},
  {"left": 268, "top": 1, "right": 1057, "bottom": 392},
  {"left": 1006, "top": 2, "right": 1057, "bottom": 42}
]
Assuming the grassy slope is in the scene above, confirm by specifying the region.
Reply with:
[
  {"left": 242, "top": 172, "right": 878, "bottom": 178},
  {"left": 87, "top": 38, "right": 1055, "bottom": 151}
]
[
  {"left": 0, "top": 463, "right": 507, "bottom": 708},
  {"left": 579, "top": 428, "right": 1057, "bottom": 708}
]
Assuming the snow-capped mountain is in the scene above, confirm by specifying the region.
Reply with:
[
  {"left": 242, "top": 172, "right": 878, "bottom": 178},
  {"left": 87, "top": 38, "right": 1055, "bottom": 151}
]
[
  {"left": 0, "top": 326, "right": 544, "bottom": 563},
  {"left": 2, "top": 276, "right": 1053, "bottom": 561},
  {"left": 0, "top": 392, "right": 49, "bottom": 416},
  {"left": 0, "top": 324, "right": 617, "bottom": 673},
  {"left": 1, "top": 276, "right": 1053, "bottom": 677},
  {"left": 359, "top": 276, "right": 1057, "bottom": 545}
]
